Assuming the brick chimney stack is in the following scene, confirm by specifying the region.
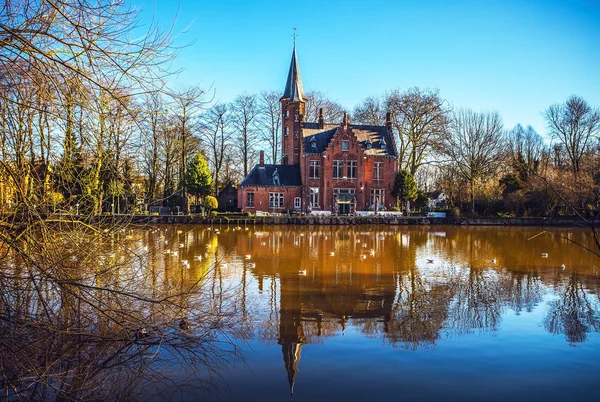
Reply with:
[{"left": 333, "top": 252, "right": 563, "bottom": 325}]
[
  {"left": 259, "top": 150, "right": 264, "bottom": 167},
  {"left": 318, "top": 107, "right": 324, "bottom": 128},
  {"left": 385, "top": 112, "right": 392, "bottom": 130}
]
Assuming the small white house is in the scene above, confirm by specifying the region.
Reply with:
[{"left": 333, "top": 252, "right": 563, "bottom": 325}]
[{"left": 428, "top": 191, "right": 447, "bottom": 209}]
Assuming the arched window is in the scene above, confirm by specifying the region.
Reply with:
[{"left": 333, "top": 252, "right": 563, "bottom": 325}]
[{"left": 294, "top": 197, "right": 301, "bottom": 210}]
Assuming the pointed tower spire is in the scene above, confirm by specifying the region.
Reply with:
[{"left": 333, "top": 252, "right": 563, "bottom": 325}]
[{"left": 282, "top": 44, "right": 305, "bottom": 102}]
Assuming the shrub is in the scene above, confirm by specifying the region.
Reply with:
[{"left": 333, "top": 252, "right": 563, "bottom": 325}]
[{"left": 202, "top": 196, "right": 218, "bottom": 212}]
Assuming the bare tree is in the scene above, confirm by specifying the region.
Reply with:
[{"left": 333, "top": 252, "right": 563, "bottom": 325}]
[
  {"left": 231, "top": 94, "right": 260, "bottom": 177},
  {"left": 439, "top": 109, "right": 505, "bottom": 213},
  {"left": 386, "top": 88, "right": 449, "bottom": 175},
  {"left": 141, "top": 92, "right": 166, "bottom": 204},
  {"left": 0, "top": 1, "right": 246, "bottom": 399},
  {"left": 353, "top": 95, "right": 386, "bottom": 126},
  {"left": 545, "top": 95, "right": 600, "bottom": 175},
  {"left": 257, "top": 90, "right": 282, "bottom": 164},
  {"left": 198, "top": 103, "right": 232, "bottom": 196},
  {"left": 169, "top": 86, "right": 207, "bottom": 213},
  {"left": 304, "top": 90, "right": 346, "bottom": 123},
  {"left": 507, "top": 124, "right": 547, "bottom": 179}
]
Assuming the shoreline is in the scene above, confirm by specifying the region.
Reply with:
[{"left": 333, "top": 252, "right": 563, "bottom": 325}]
[{"left": 92, "top": 214, "right": 594, "bottom": 228}]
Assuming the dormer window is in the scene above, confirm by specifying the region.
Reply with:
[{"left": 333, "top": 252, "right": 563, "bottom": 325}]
[
  {"left": 341, "top": 140, "right": 349, "bottom": 151},
  {"left": 380, "top": 138, "right": 386, "bottom": 148},
  {"left": 310, "top": 137, "right": 317, "bottom": 150},
  {"left": 366, "top": 141, "right": 372, "bottom": 150},
  {"left": 272, "top": 168, "right": 280, "bottom": 186}
]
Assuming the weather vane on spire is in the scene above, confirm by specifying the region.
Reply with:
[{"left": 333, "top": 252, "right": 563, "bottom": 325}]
[{"left": 292, "top": 27, "right": 297, "bottom": 47}]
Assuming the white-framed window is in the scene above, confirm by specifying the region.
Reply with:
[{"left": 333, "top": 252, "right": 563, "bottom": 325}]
[
  {"left": 333, "top": 188, "right": 355, "bottom": 195},
  {"left": 370, "top": 189, "right": 385, "bottom": 206},
  {"left": 341, "top": 140, "right": 349, "bottom": 151},
  {"left": 333, "top": 160, "right": 343, "bottom": 179},
  {"left": 246, "top": 192, "right": 254, "bottom": 207},
  {"left": 374, "top": 162, "right": 383, "bottom": 180},
  {"left": 294, "top": 197, "right": 301, "bottom": 210},
  {"left": 269, "top": 192, "right": 284, "bottom": 208},
  {"left": 285, "top": 127, "right": 289, "bottom": 136},
  {"left": 309, "top": 160, "right": 320, "bottom": 179},
  {"left": 310, "top": 187, "right": 319, "bottom": 208},
  {"left": 347, "top": 160, "right": 357, "bottom": 179}
]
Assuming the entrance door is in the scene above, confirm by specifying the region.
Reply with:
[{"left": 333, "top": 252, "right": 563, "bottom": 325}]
[{"left": 338, "top": 203, "right": 350, "bottom": 215}]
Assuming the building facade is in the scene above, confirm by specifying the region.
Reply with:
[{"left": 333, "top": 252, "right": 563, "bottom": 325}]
[{"left": 238, "top": 46, "right": 398, "bottom": 214}]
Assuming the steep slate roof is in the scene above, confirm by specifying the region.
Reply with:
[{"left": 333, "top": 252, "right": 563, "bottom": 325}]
[
  {"left": 302, "top": 123, "right": 397, "bottom": 157},
  {"left": 281, "top": 46, "right": 305, "bottom": 102},
  {"left": 302, "top": 127, "right": 337, "bottom": 154},
  {"left": 239, "top": 164, "right": 301, "bottom": 187}
]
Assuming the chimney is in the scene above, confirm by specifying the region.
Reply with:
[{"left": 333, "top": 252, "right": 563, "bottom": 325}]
[
  {"left": 318, "top": 108, "right": 324, "bottom": 128},
  {"left": 385, "top": 112, "right": 392, "bottom": 130},
  {"left": 259, "top": 150, "right": 264, "bottom": 167},
  {"left": 343, "top": 112, "right": 349, "bottom": 128}
]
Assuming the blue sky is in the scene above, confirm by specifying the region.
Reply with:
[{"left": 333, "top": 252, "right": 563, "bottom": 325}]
[{"left": 135, "top": 0, "right": 600, "bottom": 136}]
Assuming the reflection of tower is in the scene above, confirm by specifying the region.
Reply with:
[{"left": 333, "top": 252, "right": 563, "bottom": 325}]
[{"left": 278, "top": 274, "right": 305, "bottom": 400}]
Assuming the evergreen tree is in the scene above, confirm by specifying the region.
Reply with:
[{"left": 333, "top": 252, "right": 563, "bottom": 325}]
[
  {"left": 392, "top": 169, "right": 418, "bottom": 211},
  {"left": 185, "top": 152, "right": 213, "bottom": 205}
]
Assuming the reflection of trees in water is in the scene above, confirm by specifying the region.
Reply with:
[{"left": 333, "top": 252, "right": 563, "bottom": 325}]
[
  {"left": 544, "top": 274, "right": 600, "bottom": 343},
  {"left": 384, "top": 264, "right": 454, "bottom": 350},
  {"left": 230, "top": 226, "right": 600, "bottom": 351},
  {"left": 500, "top": 271, "right": 544, "bottom": 315},
  {"left": 447, "top": 268, "right": 503, "bottom": 335},
  {"left": 0, "top": 227, "right": 241, "bottom": 401}
]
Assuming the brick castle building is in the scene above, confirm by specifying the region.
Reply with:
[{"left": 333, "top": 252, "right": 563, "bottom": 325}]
[{"left": 238, "top": 46, "right": 398, "bottom": 214}]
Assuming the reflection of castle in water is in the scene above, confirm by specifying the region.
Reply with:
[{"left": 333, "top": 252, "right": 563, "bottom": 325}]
[
  {"left": 213, "top": 226, "right": 600, "bottom": 395},
  {"left": 275, "top": 269, "right": 396, "bottom": 398}
]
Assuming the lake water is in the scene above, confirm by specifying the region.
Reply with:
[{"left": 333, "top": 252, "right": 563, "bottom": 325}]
[{"left": 138, "top": 224, "right": 600, "bottom": 401}]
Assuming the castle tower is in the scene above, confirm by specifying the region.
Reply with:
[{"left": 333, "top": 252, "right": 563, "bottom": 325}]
[{"left": 280, "top": 45, "right": 305, "bottom": 166}]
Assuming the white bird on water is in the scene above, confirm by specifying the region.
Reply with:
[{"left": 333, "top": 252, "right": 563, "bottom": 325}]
[
  {"left": 330, "top": 252, "right": 335, "bottom": 256},
  {"left": 561, "top": 264, "right": 566, "bottom": 270},
  {"left": 541, "top": 253, "right": 548, "bottom": 258},
  {"left": 245, "top": 254, "right": 251, "bottom": 260},
  {"left": 298, "top": 269, "right": 307, "bottom": 276}
]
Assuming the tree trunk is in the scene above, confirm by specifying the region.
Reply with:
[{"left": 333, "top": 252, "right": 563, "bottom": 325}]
[{"left": 470, "top": 178, "right": 475, "bottom": 214}]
